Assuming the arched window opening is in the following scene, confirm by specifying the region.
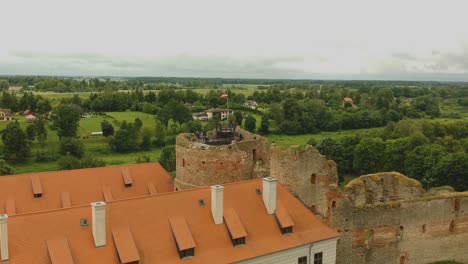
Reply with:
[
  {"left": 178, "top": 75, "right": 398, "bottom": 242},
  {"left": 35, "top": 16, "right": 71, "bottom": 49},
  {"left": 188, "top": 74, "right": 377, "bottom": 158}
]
[
  {"left": 311, "top": 173, "right": 317, "bottom": 184},
  {"left": 399, "top": 256, "right": 406, "bottom": 264},
  {"left": 449, "top": 220, "right": 455, "bottom": 233}
]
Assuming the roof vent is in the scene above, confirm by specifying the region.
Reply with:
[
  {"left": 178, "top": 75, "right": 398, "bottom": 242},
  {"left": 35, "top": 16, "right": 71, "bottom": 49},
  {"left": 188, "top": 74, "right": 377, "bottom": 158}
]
[
  {"left": 80, "top": 218, "right": 88, "bottom": 227},
  {"left": 198, "top": 199, "right": 205, "bottom": 206},
  {"left": 255, "top": 188, "right": 262, "bottom": 195}
]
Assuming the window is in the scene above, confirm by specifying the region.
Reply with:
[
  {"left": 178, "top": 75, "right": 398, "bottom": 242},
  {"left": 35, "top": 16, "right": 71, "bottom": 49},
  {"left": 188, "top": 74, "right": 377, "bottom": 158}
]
[
  {"left": 314, "top": 252, "right": 323, "bottom": 264},
  {"left": 125, "top": 183, "right": 132, "bottom": 188},
  {"left": 179, "top": 248, "right": 194, "bottom": 259},
  {"left": 281, "top": 226, "right": 293, "bottom": 235},
  {"left": 34, "top": 193, "right": 42, "bottom": 198},
  {"left": 252, "top": 149, "right": 257, "bottom": 160},
  {"left": 311, "top": 173, "right": 317, "bottom": 184},
  {"left": 298, "top": 256, "right": 307, "bottom": 264},
  {"left": 232, "top": 237, "right": 245, "bottom": 247}
]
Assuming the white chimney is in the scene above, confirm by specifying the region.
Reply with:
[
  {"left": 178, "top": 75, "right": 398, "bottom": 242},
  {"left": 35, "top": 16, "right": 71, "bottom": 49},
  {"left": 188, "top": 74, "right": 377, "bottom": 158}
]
[
  {"left": 211, "top": 185, "right": 224, "bottom": 224},
  {"left": 262, "top": 177, "right": 277, "bottom": 215},
  {"left": 91, "top": 201, "right": 107, "bottom": 248},
  {"left": 0, "top": 214, "right": 8, "bottom": 262}
]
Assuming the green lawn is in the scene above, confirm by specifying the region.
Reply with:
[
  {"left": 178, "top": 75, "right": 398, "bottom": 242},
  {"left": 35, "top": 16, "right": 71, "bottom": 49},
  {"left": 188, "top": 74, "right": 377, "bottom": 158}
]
[
  {"left": 3, "top": 111, "right": 164, "bottom": 174},
  {"left": 264, "top": 127, "right": 384, "bottom": 147}
]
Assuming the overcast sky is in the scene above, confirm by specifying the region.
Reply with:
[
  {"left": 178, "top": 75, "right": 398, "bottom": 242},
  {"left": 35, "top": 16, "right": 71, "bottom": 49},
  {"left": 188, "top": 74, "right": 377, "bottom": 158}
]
[{"left": 1, "top": 0, "right": 468, "bottom": 81}]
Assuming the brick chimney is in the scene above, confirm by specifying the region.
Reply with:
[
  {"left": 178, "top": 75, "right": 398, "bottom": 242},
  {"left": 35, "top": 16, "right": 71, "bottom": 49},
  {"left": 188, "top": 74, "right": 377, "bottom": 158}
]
[
  {"left": 0, "top": 214, "right": 8, "bottom": 262},
  {"left": 211, "top": 185, "right": 224, "bottom": 224},
  {"left": 262, "top": 177, "right": 277, "bottom": 215},
  {"left": 91, "top": 202, "right": 107, "bottom": 248}
]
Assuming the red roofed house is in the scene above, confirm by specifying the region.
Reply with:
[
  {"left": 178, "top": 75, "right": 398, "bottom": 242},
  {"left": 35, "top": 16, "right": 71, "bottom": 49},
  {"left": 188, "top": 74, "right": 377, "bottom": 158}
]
[
  {"left": 0, "top": 174, "right": 338, "bottom": 263},
  {"left": 341, "top": 97, "right": 354, "bottom": 107}
]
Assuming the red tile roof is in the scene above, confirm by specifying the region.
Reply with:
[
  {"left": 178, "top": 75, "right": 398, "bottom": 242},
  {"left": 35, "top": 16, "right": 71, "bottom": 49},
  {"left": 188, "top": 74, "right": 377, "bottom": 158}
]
[
  {"left": 0, "top": 163, "right": 173, "bottom": 215},
  {"left": 5, "top": 179, "right": 339, "bottom": 264},
  {"left": 46, "top": 238, "right": 74, "bottom": 264}
]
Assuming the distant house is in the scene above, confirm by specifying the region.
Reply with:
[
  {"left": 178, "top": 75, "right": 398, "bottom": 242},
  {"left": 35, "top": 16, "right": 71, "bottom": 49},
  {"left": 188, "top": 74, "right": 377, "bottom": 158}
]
[
  {"left": 205, "top": 108, "right": 233, "bottom": 120},
  {"left": 0, "top": 109, "right": 12, "bottom": 121},
  {"left": 342, "top": 97, "right": 354, "bottom": 107},
  {"left": 192, "top": 112, "right": 209, "bottom": 121},
  {"left": 243, "top": 100, "right": 258, "bottom": 109},
  {"left": 8, "top": 86, "right": 22, "bottom": 92},
  {"left": 23, "top": 110, "right": 33, "bottom": 116},
  {"left": 25, "top": 114, "right": 37, "bottom": 123},
  {"left": 90, "top": 131, "right": 103, "bottom": 136}
]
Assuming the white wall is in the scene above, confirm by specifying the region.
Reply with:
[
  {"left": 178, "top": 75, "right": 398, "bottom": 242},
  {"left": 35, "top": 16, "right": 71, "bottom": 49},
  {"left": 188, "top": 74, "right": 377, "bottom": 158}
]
[{"left": 237, "top": 238, "right": 337, "bottom": 264}]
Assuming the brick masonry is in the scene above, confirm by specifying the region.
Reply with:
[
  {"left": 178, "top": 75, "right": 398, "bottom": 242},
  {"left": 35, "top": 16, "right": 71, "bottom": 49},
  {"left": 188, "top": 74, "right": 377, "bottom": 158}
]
[{"left": 176, "top": 128, "right": 468, "bottom": 264}]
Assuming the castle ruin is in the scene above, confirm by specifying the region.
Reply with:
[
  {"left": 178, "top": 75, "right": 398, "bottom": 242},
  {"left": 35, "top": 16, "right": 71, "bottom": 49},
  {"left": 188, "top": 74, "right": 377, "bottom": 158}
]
[{"left": 175, "top": 128, "right": 468, "bottom": 264}]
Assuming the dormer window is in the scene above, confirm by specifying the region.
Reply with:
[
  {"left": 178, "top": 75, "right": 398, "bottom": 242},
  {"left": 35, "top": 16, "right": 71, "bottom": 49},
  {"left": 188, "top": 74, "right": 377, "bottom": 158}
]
[
  {"left": 275, "top": 201, "right": 295, "bottom": 235},
  {"left": 281, "top": 226, "right": 293, "bottom": 234},
  {"left": 179, "top": 248, "right": 194, "bottom": 259},
  {"left": 224, "top": 208, "right": 247, "bottom": 247},
  {"left": 169, "top": 217, "right": 196, "bottom": 260},
  {"left": 232, "top": 237, "right": 245, "bottom": 246}
]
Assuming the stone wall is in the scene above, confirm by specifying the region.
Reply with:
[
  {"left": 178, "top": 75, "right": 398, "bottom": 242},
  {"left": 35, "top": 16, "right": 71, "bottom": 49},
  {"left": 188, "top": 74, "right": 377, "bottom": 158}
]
[
  {"left": 175, "top": 129, "right": 468, "bottom": 264},
  {"left": 175, "top": 128, "right": 271, "bottom": 190},
  {"left": 332, "top": 172, "right": 468, "bottom": 264},
  {"left": 270, "top": 144, "right": 338, "bottom": 219}
]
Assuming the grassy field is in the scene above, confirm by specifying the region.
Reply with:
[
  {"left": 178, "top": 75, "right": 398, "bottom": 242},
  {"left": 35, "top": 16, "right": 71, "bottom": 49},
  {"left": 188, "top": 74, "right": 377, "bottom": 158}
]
[
  {"left": 2, "top": 111, "right": 163, "bottom": 174},
  {"left": 264, "top": 127, "right": 383, "bottom": 147}
]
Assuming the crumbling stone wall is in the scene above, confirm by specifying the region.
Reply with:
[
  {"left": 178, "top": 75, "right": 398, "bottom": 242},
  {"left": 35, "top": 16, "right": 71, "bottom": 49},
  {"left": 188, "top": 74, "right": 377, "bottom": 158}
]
[
  {"left": 270, "top": 144, "right": 338, "bottom": 219},
  {"left": 332, "top": 172, "right": 468, "bottom": 264},
  {"left": 175, "top": 128, "right": 271, "bottom": 190},
  {"left": 176, "top": 129, "right": 468, "bottom": 264},
  {"left": 175, "top": 128, "right": 337, "bottom": 219}
]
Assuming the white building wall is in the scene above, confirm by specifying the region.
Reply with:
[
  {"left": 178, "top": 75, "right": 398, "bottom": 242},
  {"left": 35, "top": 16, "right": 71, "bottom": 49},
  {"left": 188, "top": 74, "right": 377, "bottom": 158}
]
[{"left": 236, "top": 238, "right": 337, "bottom": 264}]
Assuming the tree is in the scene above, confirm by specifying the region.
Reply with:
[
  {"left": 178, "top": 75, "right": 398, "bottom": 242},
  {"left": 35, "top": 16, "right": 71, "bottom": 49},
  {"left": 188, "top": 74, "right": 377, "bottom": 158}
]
[
  {"left": 159, "top": 145, "right": 176, "bottom": 172},
  {"left": 53, "top": 104, "right": 81, "bottom": 138},
  {"left": 0, "top": 159, "right": 13, "bottom": 175},
  {"left": 134, "top": 117, "right": 143, "bottom": 131},
  {"left": 26, "top": 124, "right": 36, "bottom": 141},
  {"left": 140, "top": 128, "right": 152, "bottom": 151},
  {"left": 434, "top": 152, "right": 468, "bottom": 191},
  {"left": 353, "top": 137, "right": 385, "bottom": 175},
  {"left": 80, "top": 156, "right": 106, "bottom": 168},
  {"left": 1, "top": 121, "right": 29, "bottom": 162},
  {"left": 405, "top": 144, "right": 447, "bottom": 188},
  {"left": 59, "top": 137, "right": 84, "bottom": 158},
  {"left": 317, "top": 138, "right": 345, "bottom": 179},
  {"left": 101, "top": 120, "right": 115, "bottom": 137},
  {"left": 259, "top": 115, "right": 269, "bottom": 134},
  {"left": 154, "top": 119, "right": 167, "bottom": 147},
  {"left": 233, "top": 111, "right": 243, "bottom": 126},
  {"left": 244, "top": 115, "right": 256, "bottom": 132},
  {"left": 57, "top": 155, "right": 81, "bottom": 170},
  {"left": 110, "top": 128, "right": 132, "bottom": 152},
  {"left": 34, "top": 117, "right": 48, "bottom": 146}
]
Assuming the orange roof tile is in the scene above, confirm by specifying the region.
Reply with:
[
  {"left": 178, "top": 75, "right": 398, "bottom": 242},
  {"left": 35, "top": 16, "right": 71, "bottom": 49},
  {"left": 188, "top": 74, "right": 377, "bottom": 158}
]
[
  {"left": 275, "top": 201, "right": 294, "bottom": 228},
  {"left": 6, "top": 180, "right": 338, "bottom": 264},
  {"left": 46, "top": 238, "right": 74, "bottom": 264},
  {"left": 169, "top": 217, "right": 196, "bottom": 251},
  {"left": 0, "top": 163, "right": 173, "bottom": 215},
  {"left": 112, "top": 227, "right": 140, "bottom": 263},
  {"left": 224, "top": 208, "right": 247, "bottom": 239},
  {"left": 5, "top": 199, "right": 16, "bottom": 215}
]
